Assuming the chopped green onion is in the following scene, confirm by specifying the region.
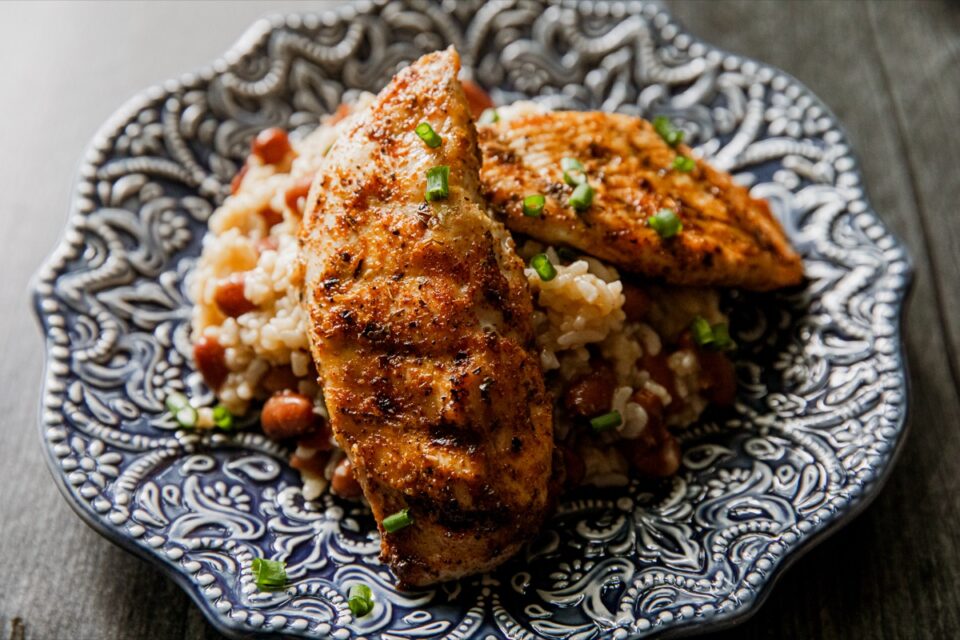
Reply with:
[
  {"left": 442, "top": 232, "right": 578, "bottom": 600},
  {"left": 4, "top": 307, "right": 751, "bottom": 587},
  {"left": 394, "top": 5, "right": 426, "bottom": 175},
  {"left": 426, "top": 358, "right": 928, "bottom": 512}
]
[
  {"left": 383, "top": 508, "right": 414, "bottom": 533},
  {"left": 568, "top": 182, "right": 594, "bottom": 211},
  {"left": 251, "top": 557, "right": 287, "bottom": 590},
  {"left": 672, "top": 155, "right": 695, "bottom": 172},
  {"left": 647, "top": 208, "right": 682, "bottom": 238},
  {"left": 561, "top": 157, "right": 586, "bottom": 186},
  {"left": 165, "top": 392, "right": 189, "bottom": 414},
  {"left": 522, "top": 194, "right": 545, "bottom": 217},
  {"left": 690, "top": 316, "right": 715, "bottom": 348},
  {"left": 653, "top": 116, "right": 684, "bottom": 146},
  {"left": 213, "top": 404, "right": 234, "bottom": 430},
  {"left": 425, "top": 165, "right": 449, "bottom": 201},
  {"left": 348, "top": 583, "right": 374, "bottom": 617},
  {"left": 530, "top": 253, "right": 557, "bottom": 282},
  {"left": 174, "top": 406, "right": 198, "bottom": 429},
  {"left": 415, "top": 122, "right": 442, "bottom": 148},
  {"left": 478, "top": 108, "right": 499, "bottom": 124},
  {"left": 710, "top": 323, "right": 737, "bottom": 351},
  {"left": 689, "top": 317, "right": 736, "bottom": 350},
  {"left": 590, "top": 410, "right": 622, "bottom": 432}
]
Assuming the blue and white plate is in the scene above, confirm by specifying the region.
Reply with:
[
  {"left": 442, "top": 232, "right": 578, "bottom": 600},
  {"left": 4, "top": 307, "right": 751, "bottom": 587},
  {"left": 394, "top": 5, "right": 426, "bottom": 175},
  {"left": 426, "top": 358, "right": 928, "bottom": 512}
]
[{"left": 32, "top": 2, "right": 912, "bottom": 638}]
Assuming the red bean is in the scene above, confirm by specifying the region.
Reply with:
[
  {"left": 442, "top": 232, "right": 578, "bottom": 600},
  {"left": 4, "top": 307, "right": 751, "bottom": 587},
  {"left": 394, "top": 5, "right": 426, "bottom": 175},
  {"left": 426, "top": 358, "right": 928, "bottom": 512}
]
[
  {"left": 630, "top": 388, "right": 664, "bottom": 426},
  {"left": 699, "top": 350, "right": 737, "bottom": 406},
  {"left": 261, "top": 365, "right": 299, "bottom": 394},
  {"left": 621, "top": 282, "right": 652, "bottom": 321},
  {"left": 290, "top": 449, "right": 330, "bottom": 476},
  {"left": 259, "top": 205, "right": 283, "bottom": 229},
  {"left": 284, "top": 175, "right": 314, "bottom": 214},
  {"left": 251, "top": 127, "right": 292, "bottom": 165},
  {"left": 230, "top": 163, "right": 249, "bottom": 195},
  {"left": 622, "top": 387, "right": 681, "bottom": 477},
  {"left": 297, "top": 423, "right": 334, "bottom": 452},
  {"left": 193, "top": 336, "right": 228, "bottom": 390},
  {"left": 214, "top": 273, "right": 256, "bottom": 318},
  {"left": 624, "top": 434, "right": 681, "bottom": 478},
  {"left": 331, "top": 457, "right": 363, "bottom": 498},
  {"left": 461, "top": 79, "right": 495, "bottom": 120},
  {"left": 638, "top": 351, "right": 678, "bottom": 405},
  {"left": 261, "top": 391, "right": 316, "bottom": 440},
  {"left": 562, "top": 365, "right": 616, "bottom": 418},
  {"left": 327, "top": 103, "right": 351, "bottom": 125}
]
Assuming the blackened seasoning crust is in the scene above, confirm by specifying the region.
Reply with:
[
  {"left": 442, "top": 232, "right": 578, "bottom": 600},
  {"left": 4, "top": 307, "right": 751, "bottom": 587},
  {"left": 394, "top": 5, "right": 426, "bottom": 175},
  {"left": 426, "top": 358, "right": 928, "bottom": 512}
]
[{"left": 299, "top": 48, "right": 554, "bottom": 587}]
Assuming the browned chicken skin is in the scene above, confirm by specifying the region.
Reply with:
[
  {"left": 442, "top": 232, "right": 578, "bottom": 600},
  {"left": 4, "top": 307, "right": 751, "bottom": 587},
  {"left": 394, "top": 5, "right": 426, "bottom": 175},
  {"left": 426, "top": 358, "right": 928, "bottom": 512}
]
[
  {"left": 299, "top": 48, "right": 554, "bottom": 586},
  {"left": 478, "top": 111, "right": 804, "bottom": 291}
]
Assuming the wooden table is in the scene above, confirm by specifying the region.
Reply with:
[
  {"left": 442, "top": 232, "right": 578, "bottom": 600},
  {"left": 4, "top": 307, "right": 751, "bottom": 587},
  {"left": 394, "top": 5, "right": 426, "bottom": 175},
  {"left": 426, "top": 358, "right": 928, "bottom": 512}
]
[{"left": 2, "top": 1, "right": 957, "bottom": 638}]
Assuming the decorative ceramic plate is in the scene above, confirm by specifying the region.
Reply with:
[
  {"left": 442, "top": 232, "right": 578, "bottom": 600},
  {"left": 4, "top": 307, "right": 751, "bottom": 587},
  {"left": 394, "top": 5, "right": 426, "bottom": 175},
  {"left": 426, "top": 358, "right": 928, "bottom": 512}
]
[{"left": 32, "top": 1, "right": 912, "bottom": 638}]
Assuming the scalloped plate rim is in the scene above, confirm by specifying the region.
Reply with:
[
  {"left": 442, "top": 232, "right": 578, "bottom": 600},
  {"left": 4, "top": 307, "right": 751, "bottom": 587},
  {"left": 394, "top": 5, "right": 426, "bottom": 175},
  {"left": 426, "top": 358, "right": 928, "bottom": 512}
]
[{"left": 30, "top": 3, "right": 915, "bottom": 639}]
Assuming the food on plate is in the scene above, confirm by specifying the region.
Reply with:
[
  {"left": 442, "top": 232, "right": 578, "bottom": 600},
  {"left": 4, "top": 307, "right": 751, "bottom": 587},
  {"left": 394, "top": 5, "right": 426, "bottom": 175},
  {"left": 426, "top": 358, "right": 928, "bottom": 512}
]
[
  {"left": 187, "top": 46, "right": 801, "bottom": 585},
  {"left": 299, "top": 47, "right": 554, "bottom": 586},
  {"left": 478, "top": 108, "right": 804, "bottom": 291}
]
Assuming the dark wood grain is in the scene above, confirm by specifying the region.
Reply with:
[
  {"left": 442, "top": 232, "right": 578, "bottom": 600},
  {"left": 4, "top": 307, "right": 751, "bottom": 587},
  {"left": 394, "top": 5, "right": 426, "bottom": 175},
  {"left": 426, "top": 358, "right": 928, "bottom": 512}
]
[
  {"left": 867, "top": 0, "right": 960, "bottom": 403},
  {"left": 671, "top": 1, "right": 960, "bottom": 639},
  {"left": 0, "top": 1, "right": 957, "bottom": 639}
]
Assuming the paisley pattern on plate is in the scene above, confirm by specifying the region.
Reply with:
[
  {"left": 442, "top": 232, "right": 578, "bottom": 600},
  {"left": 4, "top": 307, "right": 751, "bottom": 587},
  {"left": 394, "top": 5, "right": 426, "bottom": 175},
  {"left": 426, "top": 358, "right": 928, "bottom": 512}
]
[{"left": 32, "top": 1, "right": 911, "bottom": 638}]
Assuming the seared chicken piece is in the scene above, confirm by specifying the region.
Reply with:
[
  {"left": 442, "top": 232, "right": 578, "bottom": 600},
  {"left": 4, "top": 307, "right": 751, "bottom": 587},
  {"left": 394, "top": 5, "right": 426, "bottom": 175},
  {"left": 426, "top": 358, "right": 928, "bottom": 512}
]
[
  {"left": 300, "top": 48, "right": 553, "bottom": 586},
  {"left": 478, "top": 111, "right": 803, "bottom": 291}
]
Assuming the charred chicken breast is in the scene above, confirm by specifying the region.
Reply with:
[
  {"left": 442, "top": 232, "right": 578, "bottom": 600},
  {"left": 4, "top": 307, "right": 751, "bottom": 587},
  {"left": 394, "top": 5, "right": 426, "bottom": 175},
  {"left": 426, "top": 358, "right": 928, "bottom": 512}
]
[
  {"left": 299, "top": 48, "right": 553, "bottom": 586},
  {"left": 478, "top": 110, "right": 803, "bottom": 291}
]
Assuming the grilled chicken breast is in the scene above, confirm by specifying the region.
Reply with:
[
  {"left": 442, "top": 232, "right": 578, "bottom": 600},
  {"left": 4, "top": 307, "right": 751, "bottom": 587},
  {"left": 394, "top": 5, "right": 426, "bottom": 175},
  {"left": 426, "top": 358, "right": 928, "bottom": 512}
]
[
  {"left": 478, "top": 111, "right": 803, "bottom": 291},
  {"left": 300, "top": 48, "right": 554, "bottom": 586}
]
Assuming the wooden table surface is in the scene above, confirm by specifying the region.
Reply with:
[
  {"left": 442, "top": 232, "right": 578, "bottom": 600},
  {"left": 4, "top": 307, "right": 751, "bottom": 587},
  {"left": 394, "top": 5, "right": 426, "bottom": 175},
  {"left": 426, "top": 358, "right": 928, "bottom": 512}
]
[{"left": 2, "top": 1, "right": 958, "bottom": 638}]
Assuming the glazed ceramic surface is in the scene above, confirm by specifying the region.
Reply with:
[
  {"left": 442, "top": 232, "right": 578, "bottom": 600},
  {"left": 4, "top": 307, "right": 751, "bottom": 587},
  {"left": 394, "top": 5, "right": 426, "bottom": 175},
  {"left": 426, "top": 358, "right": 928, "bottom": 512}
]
[{"left": 33, "top": 1, "right": 911, "bottom": 638}]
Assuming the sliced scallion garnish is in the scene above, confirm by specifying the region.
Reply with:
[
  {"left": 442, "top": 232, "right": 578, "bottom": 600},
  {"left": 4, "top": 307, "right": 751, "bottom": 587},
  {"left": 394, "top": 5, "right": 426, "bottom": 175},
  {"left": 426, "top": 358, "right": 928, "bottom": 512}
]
[
  {"left": 348, "top": 584, "right": 374, "bottom": 617},
  {"left": 690, "top": 316, "right": 715, "bottom": 348},
  {"left": 710, "top": 323, "right": 737, "bottom": 351},
  {"left": 383, "top": 508, "right": 414, "bottom": 533},
  {"left": 647, "top": 208, "right": 682, "bottom": 238},
  {"left": 415, "top": 122, "right": 442, "bottom": 148},
  {"left": 165, "top": 392, "right": 189, "bottom": 414},
  {"left": 689, "top": 317, "right": 736, "bottom": 351},
  {"left": 672, "top": 155, "right": 695, "bottom": 172},
  {"left": 213, "top": 404, "right": 234, "bottom": 430},
  {"left": 530, "top": 253, "right": 557, "bottom": 282},
  {"left": 590, "top": 410, "right": 622, "bottom": 432},
  {"left": 568, "top": 182, "right": 594, "bottom": 211},
  {"left": 522, "top": 194, "right": 546, "bottom": 217},
  {"left": 478, "top": 108, "right": 499, "bottom": 124},
  {"left": 425, "top": 165, "right": 450, "bottom": 201},
  {"left": 653, "top": 116, "right": 684, "bottom": 146},
  {"left": 174, "top": 405, "right": 198, "bottom": 429},
  {"left": 251, "top": 557, "right": 287, "bottom": 590},
  {"left": 561, "top": 157, "right": 586, "bottom": 186}
]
